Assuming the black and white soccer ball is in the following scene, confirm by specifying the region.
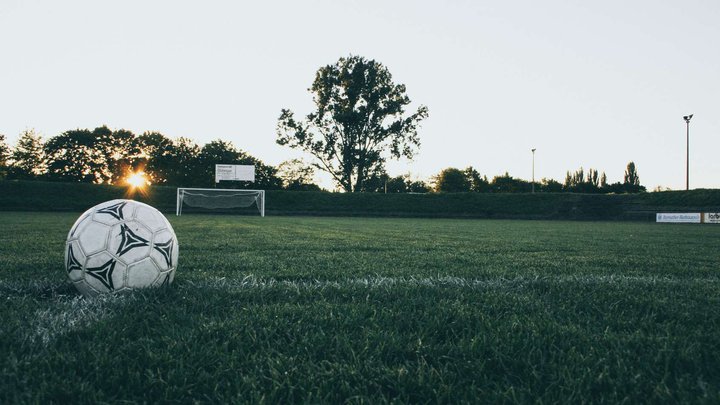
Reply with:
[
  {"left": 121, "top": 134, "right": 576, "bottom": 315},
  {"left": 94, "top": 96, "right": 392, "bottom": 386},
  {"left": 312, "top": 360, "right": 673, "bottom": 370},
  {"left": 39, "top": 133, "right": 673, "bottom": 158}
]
[{"left": 65, "top": 199, "right": 179, "bottom": 297}]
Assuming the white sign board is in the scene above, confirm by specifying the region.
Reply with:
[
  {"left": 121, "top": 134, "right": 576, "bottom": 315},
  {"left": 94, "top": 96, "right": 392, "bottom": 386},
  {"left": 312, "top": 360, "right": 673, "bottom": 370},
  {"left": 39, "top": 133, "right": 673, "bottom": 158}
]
[
  {"left": 704, "top": 213, "right": 720, "bottom": 224},
  {"left": 215, "top": 164, "right": 255, "bottom": 183},
  {"left": 656, "top": 213, "right": 701, "bottom": 223}
]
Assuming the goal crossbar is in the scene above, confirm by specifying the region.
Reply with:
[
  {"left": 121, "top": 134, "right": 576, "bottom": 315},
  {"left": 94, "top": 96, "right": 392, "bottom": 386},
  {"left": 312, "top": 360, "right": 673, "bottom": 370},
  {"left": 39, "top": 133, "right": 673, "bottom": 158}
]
[{"left": 176, "top": 188, "right": 265, "bottom": 217}]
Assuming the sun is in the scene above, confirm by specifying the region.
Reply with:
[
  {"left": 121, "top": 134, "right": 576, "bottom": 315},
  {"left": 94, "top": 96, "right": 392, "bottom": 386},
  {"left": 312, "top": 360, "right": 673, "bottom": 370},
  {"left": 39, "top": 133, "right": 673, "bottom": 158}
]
[{"left": 126, "top": 171, "right": 150, "bottom": 188}]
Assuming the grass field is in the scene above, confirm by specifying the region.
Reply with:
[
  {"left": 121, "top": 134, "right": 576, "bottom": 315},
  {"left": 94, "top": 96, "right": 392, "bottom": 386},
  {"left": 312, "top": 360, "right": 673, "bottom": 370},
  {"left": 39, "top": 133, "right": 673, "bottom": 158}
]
[{"left": 1, "top": 212, "right": 720, "bottom": 403}]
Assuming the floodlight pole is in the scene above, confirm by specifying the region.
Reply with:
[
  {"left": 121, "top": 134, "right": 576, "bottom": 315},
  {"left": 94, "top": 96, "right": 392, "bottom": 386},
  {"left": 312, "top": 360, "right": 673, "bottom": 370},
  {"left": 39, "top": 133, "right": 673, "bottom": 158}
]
[
  {"left": 531, "top": 148, "right": 536, "bottom": 193},
  {"left": 683, "top": 114, "right": 693, "bottom": 191}
]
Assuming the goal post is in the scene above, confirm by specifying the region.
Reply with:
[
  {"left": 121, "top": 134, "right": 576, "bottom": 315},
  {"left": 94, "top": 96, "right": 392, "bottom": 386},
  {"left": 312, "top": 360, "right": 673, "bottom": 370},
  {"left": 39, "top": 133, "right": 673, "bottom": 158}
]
[{"left": 176, "top": 188, "right": 265, "bottom": 217}]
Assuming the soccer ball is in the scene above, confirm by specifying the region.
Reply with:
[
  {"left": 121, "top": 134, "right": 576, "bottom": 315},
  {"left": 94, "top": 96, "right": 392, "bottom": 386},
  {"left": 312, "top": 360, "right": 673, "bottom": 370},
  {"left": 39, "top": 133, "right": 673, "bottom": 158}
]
[{"left": 65, "top": 199, "right": 179, "bottom": 298}]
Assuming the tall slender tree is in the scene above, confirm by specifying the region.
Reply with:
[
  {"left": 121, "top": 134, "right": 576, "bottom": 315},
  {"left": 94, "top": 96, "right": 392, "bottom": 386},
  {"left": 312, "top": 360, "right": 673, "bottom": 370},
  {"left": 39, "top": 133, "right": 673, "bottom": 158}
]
[
  {"left": 464, "top": 166, "right": 490, "bottom": 192},
  {"left": 10, "top": 129, "right": 46, "bottom": 179},
  {"left": 623, "top": 161, "right": 644, "bottom": 193},
  {"left": 0, "top": 134, "right": 9, "bottom": 179},
  {"left": 588, "top": 168, "right": 599, "bottom": 188},
  {"left": 624, "top": 161, "right": 640, "bottom": 186}
]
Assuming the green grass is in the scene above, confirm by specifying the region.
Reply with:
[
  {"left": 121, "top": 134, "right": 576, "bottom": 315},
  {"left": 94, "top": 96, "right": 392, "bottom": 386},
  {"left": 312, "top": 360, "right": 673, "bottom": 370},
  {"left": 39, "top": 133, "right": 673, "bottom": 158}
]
[{"left": 1, "top": 212, "right": 720, "bottom": 403}]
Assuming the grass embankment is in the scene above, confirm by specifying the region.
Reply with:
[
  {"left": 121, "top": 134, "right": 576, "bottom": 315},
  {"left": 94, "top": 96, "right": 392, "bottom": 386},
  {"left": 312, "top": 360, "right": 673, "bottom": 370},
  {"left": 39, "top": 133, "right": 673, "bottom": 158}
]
[
  {"left": 1, "top": 179, "right": 719, "bottom": 220},
  {"left": 1, "top": 213, "right": 719, "bottom": 402}
]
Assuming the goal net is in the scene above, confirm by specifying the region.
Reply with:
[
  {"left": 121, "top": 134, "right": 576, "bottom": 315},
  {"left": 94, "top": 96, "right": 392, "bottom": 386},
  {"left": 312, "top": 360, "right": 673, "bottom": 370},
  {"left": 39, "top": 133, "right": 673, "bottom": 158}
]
[{"left": 176, "top": 188, "right": 265, "bottom": 217}]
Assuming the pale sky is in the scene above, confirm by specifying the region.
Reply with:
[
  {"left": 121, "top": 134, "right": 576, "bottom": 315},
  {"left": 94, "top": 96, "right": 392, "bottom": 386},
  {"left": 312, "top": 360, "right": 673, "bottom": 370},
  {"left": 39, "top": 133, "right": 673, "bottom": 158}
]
[{"left": 1, "top": 0, "right": 718, "bottom": 190}]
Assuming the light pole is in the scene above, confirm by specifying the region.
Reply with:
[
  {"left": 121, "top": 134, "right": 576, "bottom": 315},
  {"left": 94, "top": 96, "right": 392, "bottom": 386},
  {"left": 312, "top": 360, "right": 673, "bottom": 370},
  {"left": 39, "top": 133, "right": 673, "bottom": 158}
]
[
  {"left": 531, "top": 148, "right": 536, "bottom": 193},
  {"left": 683, "top": 114, "right": 693, "bottom": 191}
]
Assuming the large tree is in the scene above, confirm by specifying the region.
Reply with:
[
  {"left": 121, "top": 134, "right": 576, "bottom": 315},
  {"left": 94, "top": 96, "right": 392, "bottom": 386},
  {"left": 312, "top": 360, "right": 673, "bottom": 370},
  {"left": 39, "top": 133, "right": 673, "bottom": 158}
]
[
  {"left": 277, "top": 55, "right": 429, "bottom": 192},
  {"left": 434, "top": 168, "right": 470, "bottom": 193},
  {"left": 164, "top": 137, "right": 202, "bottom": 186},
  {"left": 44, "top": 129, "right": 101, "bottom": 182},
  {"left": 490, "top": 173, "right": 531, "bottom": 193}
]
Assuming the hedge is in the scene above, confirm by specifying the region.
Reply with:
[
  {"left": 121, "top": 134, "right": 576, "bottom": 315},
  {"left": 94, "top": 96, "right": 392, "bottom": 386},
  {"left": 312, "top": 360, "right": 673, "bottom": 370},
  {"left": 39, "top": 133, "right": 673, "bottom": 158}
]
[{"left": 1, "top": 180, "right": 719, "bottom": 221}]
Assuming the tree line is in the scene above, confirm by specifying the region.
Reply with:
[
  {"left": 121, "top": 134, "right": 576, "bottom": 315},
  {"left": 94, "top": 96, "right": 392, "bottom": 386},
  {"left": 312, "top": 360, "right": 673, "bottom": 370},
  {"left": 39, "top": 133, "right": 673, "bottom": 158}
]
[
  {"left": 0, "top": 128, "right": 318, "bottom": 190},
  {"left": 431, "top": 163, "right": 645, "bottom": 194},
  {"left": 0, "top": 128, "right": 646, "bottom": 193}
]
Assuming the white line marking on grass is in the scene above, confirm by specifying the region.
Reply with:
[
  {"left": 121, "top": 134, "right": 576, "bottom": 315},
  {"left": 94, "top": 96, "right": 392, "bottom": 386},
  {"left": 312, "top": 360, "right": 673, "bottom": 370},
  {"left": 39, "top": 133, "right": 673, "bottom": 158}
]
[
  {"left": 186, "top": 274, "right": 720, "bottom": 291},
  {"left": 0, "top": 280, "right": 137, "bottom": 348},
  {"left": 28, "top": 294, "right": 133, "bottom": 347}
]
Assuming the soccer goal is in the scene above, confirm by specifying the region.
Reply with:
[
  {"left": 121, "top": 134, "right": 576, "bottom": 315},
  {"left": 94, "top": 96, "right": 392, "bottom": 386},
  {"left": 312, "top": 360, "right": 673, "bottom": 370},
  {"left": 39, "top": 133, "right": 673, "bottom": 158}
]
[{"left": 176, "top": 188, "right": 265, "bottom": 217}]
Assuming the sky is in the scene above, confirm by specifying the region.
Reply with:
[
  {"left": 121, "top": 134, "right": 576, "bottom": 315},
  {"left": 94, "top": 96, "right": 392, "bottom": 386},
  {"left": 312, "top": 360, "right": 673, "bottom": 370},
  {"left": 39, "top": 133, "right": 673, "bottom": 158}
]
[{"left": 1, "top": 0, "right": 718, "bottom": 191}]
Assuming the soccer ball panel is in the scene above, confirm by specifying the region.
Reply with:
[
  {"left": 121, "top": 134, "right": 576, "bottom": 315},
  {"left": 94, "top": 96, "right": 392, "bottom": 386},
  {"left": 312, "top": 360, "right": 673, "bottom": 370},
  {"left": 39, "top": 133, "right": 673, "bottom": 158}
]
[
  {"left": 76, "top": 221, "right": 111, "bottom": 256},
  {"left": 133, "top": 204, "right": 169, "bottom": 232},
  {"left": 108, "top": 221, "right": 153, "bottom": 265},
  {"left": 127, "top": 258, "right": 161, "bottom": 289},
  {"left": 150, "top": 230, "right": 177, "bottom": 271},
  {"left": 155, "top": 270, "right": 173, "bottom": 287},
  {"left": 171, "top": 238, "right": 179, "bottom": 270},
  {"left": 92, "top": 200, "right": 133, "bottom": 226},
  {"left": 67, "top": 212, "right": 92, "bottom": 240},
  {"left": 65, "top": 241, "right": 86, "bottom": 282},
  {"left": 85, "top": 252, "right": 127, "bottom": 292}
]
